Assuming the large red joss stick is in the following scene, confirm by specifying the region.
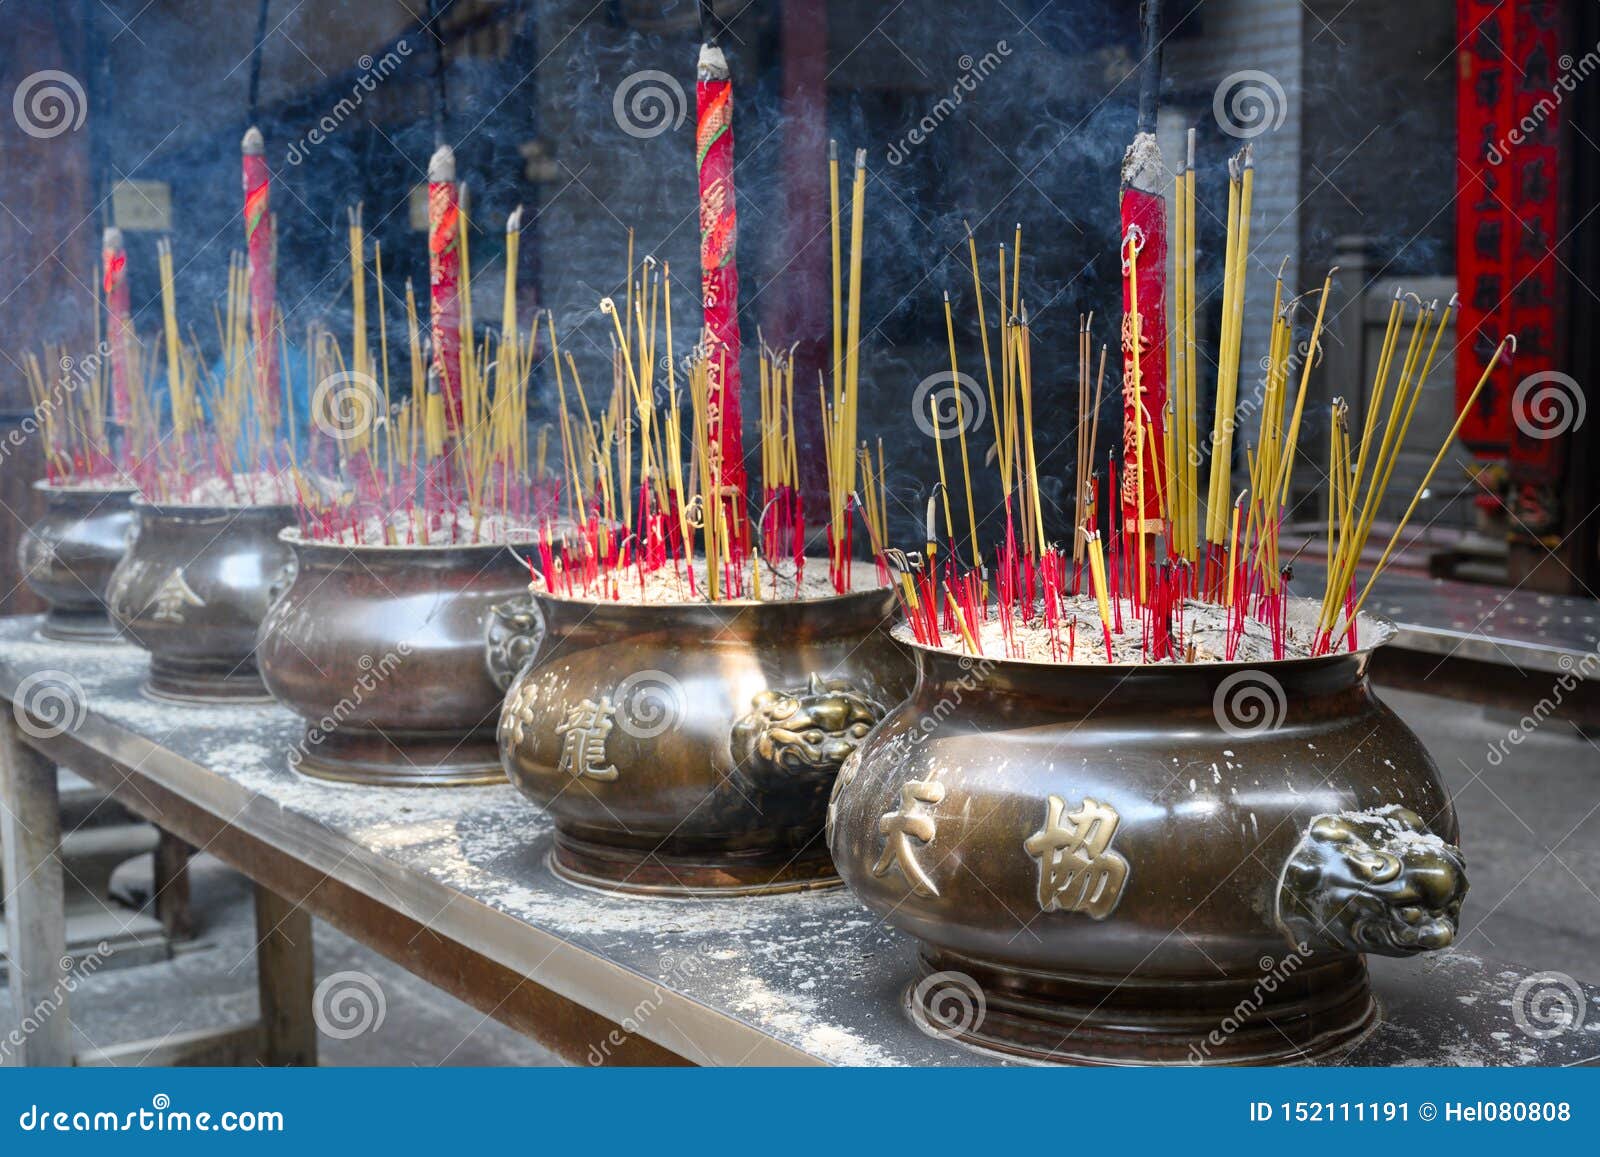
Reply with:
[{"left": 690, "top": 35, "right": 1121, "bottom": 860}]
[
  {"left": 242, "top": 126, "right": 280, "bottom": 417},
  {"left": 1118, "top": 0, "right": 1168, "bottom": 564},
  {"left": 696, "top": 0, "right": 747, "bottom": 534},
  {"left": 101, "top": 226, "right": 133, "bottom": 424},
  {"left": 428, "top": 144, "right": 464, "bottom": 432}
]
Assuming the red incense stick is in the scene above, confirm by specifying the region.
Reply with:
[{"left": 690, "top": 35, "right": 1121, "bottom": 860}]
[
  {"left": 428, "top": 144, "right": 464, "bottom": 432},
  {"left": 696, "top": 3, "right": 747, "bottom": 537},
  {"left": 242, "top": 126, "right": 280, "bottom": 418}
]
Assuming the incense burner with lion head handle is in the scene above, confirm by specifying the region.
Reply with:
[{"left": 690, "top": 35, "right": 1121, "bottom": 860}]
[
  {"left": 108, "top": 499, "right": 296, "bottom": 700},
  {"left": 18, "top": 482, "right": 137, "bottom": 642},
  {"left": 826, "top": 603, "right": 1467, "bottom": 1065},
  {"left": 494, "top": 579, "right": 915, "bottom": 895}
]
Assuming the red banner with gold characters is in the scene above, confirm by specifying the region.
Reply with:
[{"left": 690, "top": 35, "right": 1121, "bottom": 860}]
[{"left": 1455, "top": 0, "right": 1567, "bottom": 491}]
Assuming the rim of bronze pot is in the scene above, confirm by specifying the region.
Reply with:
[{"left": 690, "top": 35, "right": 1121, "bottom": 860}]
[
  {"left": 114, "top": 497, "right": 297, "bottom": 703},
  {"left": 531, "top": 573, "right": 901, "bottom": 642},
  {"left": 505, "top": 576, "right": 908, "bottom": 896},
  {"left": 262, "top": 526, "right": 542, "bottom": 788},
  {"left": 892, "top": 600, "right": 1395, "bottom": 679},
  {"left": 23, "top": 480, "right": 138, "bottom": 642}
]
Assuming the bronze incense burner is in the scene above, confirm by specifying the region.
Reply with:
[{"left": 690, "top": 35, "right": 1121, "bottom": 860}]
[
  {"left": 106, "top": 499, "right": 296, "bottom": 700},
  {"left": 495, "top": 583, "right": 915, "bottom": 895},
  {"left": 257, "top": 533, "right": 535, "bottom": 787},
  {"left": 826, "top": 609, "right": 1467, "bottom": 1065},
  {"left": 18, "top": 482, "right": 137, "bottom": 642}
]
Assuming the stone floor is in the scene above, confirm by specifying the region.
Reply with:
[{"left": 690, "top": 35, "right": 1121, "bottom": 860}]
[{"left": 2, "top": 679, "right": 1595, "bottom": 1067}]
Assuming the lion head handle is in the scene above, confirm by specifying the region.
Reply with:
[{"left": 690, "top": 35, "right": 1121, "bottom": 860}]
[
  {"left": 1277, "top": 806, "right": 1467, "bottom": 957},
  {"left": 485, "top": 596, "right": 546, "bottom": 692},
  {"left": 731, "top": 674, "right": 885, "bottom": 782}
]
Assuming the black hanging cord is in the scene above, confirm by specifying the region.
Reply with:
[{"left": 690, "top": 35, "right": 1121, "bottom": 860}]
[
  {"left": 429, "top": 0, "right": 450, "bottom": 146},
  {"left": 248, "top": 0, "right": 271, "bottom": 127},
  {"left": 1137, "top": 0, "right": 1163, "bottom": 135},
  {"left": 699, "top": 0, "right": 721, "bottom": 46}
]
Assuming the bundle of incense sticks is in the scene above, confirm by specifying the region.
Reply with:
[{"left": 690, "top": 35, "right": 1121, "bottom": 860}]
[
  {"left": 536, "top": 144, "right": 887, "bottom": 605},
  {"left": 136, "top": 240, "right": 293, "bottom": 505},
  {"left": 288, "top": 203, "right": 550, "bottom": 545},
  {"left": 22, "top": 234, "right": 161, "bottom": 487},
  {"left": 890, "top": 142, "right": 1515, "bottom": 665}
]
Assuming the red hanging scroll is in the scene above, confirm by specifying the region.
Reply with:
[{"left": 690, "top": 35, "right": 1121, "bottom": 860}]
[{"left": 1455, "top": 0, "right": 1566, "bottom": 480}]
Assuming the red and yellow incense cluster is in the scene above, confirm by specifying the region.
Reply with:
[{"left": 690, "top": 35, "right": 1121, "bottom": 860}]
[{"left": 891, "top": 139, "right": 1515, "bottom": 664}]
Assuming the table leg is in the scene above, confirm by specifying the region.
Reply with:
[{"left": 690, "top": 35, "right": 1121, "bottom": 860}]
[
  {"left": 153, "top": 831, "right": 195, "bottom": 941},
  {"left": 0, "top": 714, "right": 70, "bottom": 1066},
  {"left": 253, "top": 883, "right": 316, "bottom": 1066}
]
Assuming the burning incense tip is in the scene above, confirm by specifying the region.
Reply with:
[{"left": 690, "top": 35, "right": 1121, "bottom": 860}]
[
  {"left": 428, "top": 144, "right": 456, "bottom": 183},
  {"left": 599, "top": 296, "right": 617, "bottom": 315},
  {"left": 854, "top": 147, "right": 867, "bottom": 169},
  {"left": 102, "top": 225, "right": 123, "bottom": 250},
  {"left": 242, "top": 125, "right": 264, "bottom": 155},
  {"left": 698, "top": 43, "right": 729, "bottom": 78},
  {"left": 506, "top": 206, "right": 523, "bottom": 233}
]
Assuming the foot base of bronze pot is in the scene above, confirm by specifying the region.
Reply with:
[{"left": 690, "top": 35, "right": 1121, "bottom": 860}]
[
  {"left": 142, "top": 656, "right": 272, "bottom": 704},
  {"left": 550, "top": 829, "right": 841, "bottom": 897},
  {"left": 909, "top": 950, "right": 1376, "bottom": 1066},
  {"left": 290, "top": 729, "right": 504, "bottom": 788},
  {"left": 39, "top": 607, "right": 121, "bottom": 643}
]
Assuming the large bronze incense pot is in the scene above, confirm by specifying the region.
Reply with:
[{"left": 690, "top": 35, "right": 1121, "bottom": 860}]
[
  {"left": 18, "top": 482, "right": 137, "bottom": 642},
  {"left": 826, "top": 606, "right": 1468, "bottom": 1065},
  {"left": 257, "top": 532, "right": 536, "bottom": 787},
  {"left": 494, "top": 580, "right": 915, "bottom": 895},
  {"left": 107, "top": 499, "right": 296, "bottom": 700}
]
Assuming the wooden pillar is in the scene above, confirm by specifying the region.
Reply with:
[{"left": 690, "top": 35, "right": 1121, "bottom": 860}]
[
  {"left": 0, "top": 717, "right": 70, "bottom": 1066},
  {"left": 253, "top": 883, "right": 317, "bottom": 1067}
]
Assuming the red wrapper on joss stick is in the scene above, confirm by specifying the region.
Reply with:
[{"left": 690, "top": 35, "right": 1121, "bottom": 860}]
[
  {"left": 1119, "top": 0, "right": 1168, "bottom": 544},
  {"left": 1118, "top": 144, "right": 1168, "bottom": 540},
  {"left": 428, "top": 144, "right": 464, "bottom": 432},
  {"left": 696, "top": 31, "right": 747, "bottom": 531},
  {"left": 101, "top": 226, "right": 133, "bottom": 425},
  {"left": 242, "top": 126, "right": 280, "bottom": 417}
]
